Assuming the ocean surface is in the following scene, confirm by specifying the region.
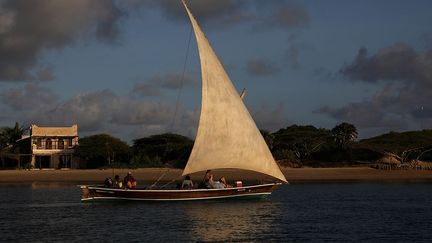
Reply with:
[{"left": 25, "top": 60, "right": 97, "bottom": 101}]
[{"left": 0, "top": 182, "right": 431, "bottom": 242}]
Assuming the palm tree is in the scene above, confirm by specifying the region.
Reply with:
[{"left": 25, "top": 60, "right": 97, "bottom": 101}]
[
  {"left": 331, "top": 122, "right": 358, "bottom": 148},
  {"left": 0, "top": 122, "right": 26, "bottom": 149}
]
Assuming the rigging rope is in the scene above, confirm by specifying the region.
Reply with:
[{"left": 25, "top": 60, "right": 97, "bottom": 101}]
[
  {"left": 169, "top": 26, "right": 193, "bottom": 133},
  {"left": 149, "top": 168, "right": 170, "bottom": 189},
  {"left": 160, "top": 178, "right": 178, "bottom": 188}
]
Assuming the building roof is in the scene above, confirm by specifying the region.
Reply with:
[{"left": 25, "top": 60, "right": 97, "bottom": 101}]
[{"left": 31, "top": 124, "right": 78, "bottom": 137}]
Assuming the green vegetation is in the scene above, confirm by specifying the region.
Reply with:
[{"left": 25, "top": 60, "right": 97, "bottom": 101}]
[
  {"left": 270, "top": 125, "right": 332, "bottom": 166},
  {"left": 74, "top": 134, "right": 130, "bottom": 169},
  {"left": 0, "top": 122, "right": 30, "bottom": 168},
  {"left": 357, "top": 130, "right": 432, "bottom": 162},
  {"left": 74, "top": 133, "right": 193, "bottom": 169},
  {"left": 131, "top": 133, "right": 193, "bottom": 168},
  {"left": 331, "top": 122, "right": 358, "bottom": 149},
  {"left": 0, "top": 122, "right": 26, "bottom": 150},
  {"left": 269, "top": 124, "right": 432, "bottom": 167}
]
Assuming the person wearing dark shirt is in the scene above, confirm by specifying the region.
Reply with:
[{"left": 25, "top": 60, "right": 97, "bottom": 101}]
[{"left": 124, "top": 171, "right": 137, "bottom": 189}]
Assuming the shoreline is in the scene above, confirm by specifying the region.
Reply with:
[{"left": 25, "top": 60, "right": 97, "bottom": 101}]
[{"left": 1, "top": 167, "right": 432, "bottom": 184}]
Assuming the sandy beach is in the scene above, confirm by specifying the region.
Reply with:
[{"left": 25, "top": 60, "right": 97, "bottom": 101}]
[{"left": 0, "top": 167, "right": 431, "bottom": 184}]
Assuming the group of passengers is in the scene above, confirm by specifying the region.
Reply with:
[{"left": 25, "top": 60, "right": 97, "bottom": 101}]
[
  {"left": 181, "top": 170, "right": 232, "bottom": 189},
  {"left": 103, "top": 170, "right": 232, "bottom": 190},
  {"left": 104, "top": 171, "right": 137, "bottom": 189}
]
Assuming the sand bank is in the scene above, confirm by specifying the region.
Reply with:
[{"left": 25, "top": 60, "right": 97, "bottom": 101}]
[{"left": 1, "top": 167, "right": 432, "bottom": 184}]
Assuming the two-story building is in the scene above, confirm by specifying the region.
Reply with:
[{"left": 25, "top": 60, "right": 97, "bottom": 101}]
[{"left": 30, "top": 124, "right": 79, "bottom": 169}]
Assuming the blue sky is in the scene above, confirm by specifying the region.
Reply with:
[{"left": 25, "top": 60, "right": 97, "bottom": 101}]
[{"left": 1, "top": 0, "right": 431, "bottom": 142}]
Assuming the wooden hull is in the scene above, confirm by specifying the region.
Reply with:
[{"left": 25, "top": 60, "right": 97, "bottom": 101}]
[{"left": 80, "top": 183, "right": 282, "bottom": 202}]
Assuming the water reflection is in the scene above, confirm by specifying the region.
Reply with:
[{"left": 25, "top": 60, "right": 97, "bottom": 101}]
[{"left": 182, "top": 199, "right": 283, "bottom": 242}]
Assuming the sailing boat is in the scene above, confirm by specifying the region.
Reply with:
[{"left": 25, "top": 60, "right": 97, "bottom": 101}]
[{"left": 80, "top": 0, "right": 287, "bottom": 202}]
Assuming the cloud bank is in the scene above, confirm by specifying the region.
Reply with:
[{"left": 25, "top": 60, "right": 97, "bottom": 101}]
[
  {"left": 319, "top": 43, "right": 432, "bottom": 135},
  {"left": 0, "top": 0, "right": 125, "bottom": 81},
  {"left": 132, "top": 72, "right": 197, "bottom": 97}
]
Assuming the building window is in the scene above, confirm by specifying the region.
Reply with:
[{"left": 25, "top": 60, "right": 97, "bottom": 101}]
[
  {"left": 67, "top": 138, "right": 73, "bottom": 147},
  {"left": 36, "top": 138, "right": 42, "bottom": 149},
  {"left": 46, "top": 139, "right": 52, "bottom": 150},
  {"left": 58, "top": 139, "right": 64, "bottom": 149}
]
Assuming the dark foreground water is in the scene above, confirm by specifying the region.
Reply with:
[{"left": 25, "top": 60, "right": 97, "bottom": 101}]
[{"left": 0, "top": 183, "right": 431, "bottom": 242}]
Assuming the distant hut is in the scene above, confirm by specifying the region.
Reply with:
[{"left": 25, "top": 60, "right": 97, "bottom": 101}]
[{"left": 375, "top": 154, "right": 401, "bottom": 170}]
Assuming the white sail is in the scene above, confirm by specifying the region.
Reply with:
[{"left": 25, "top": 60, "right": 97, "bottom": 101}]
[{"left": 181, "top": 1, "right": 287, "bottom": 183}]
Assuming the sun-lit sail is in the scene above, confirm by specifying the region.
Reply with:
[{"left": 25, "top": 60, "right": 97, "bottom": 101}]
[{"left": 181, "top": 1, "right": 287, "bottom": 183}]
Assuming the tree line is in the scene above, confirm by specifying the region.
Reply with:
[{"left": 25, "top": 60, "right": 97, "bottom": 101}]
[
  {"left": 1, "top": 122, "right": 432, "bottom": 168},
  {"left": 74, "top": 133, "right": 193, "bottom": 169}
]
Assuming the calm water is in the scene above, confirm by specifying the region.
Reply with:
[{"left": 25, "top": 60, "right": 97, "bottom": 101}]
[{"left": 0, "top": 183, "right": 431, "bottom": 242}]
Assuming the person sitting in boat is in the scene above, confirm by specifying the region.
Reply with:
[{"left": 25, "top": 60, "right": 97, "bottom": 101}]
[
  {"left": 198, "top": 170, "right": 212, "bottom": 189},
  {"left": 114, "top": 175, "right": 123, "bottom": 188},
  {"left": 124, "top": 171, "right": 137, "bottom": 189},
  {"left": 204, "top": 170, "right": 211, "bottom": 182},
  {"left": 205, "top": 170, "right": 215, "bottom": 189},
  {"left": 219, "top": 176, "right": 232, "bottom": 188},
  {"left": 208, "top": 174, "right": 225, "bottom": 189},
  {"left": 104, "top": 177, "right": 113, "bottom": 187},
  {"left": 181, "top": 175, "right": 194, "bottom": 189}
]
